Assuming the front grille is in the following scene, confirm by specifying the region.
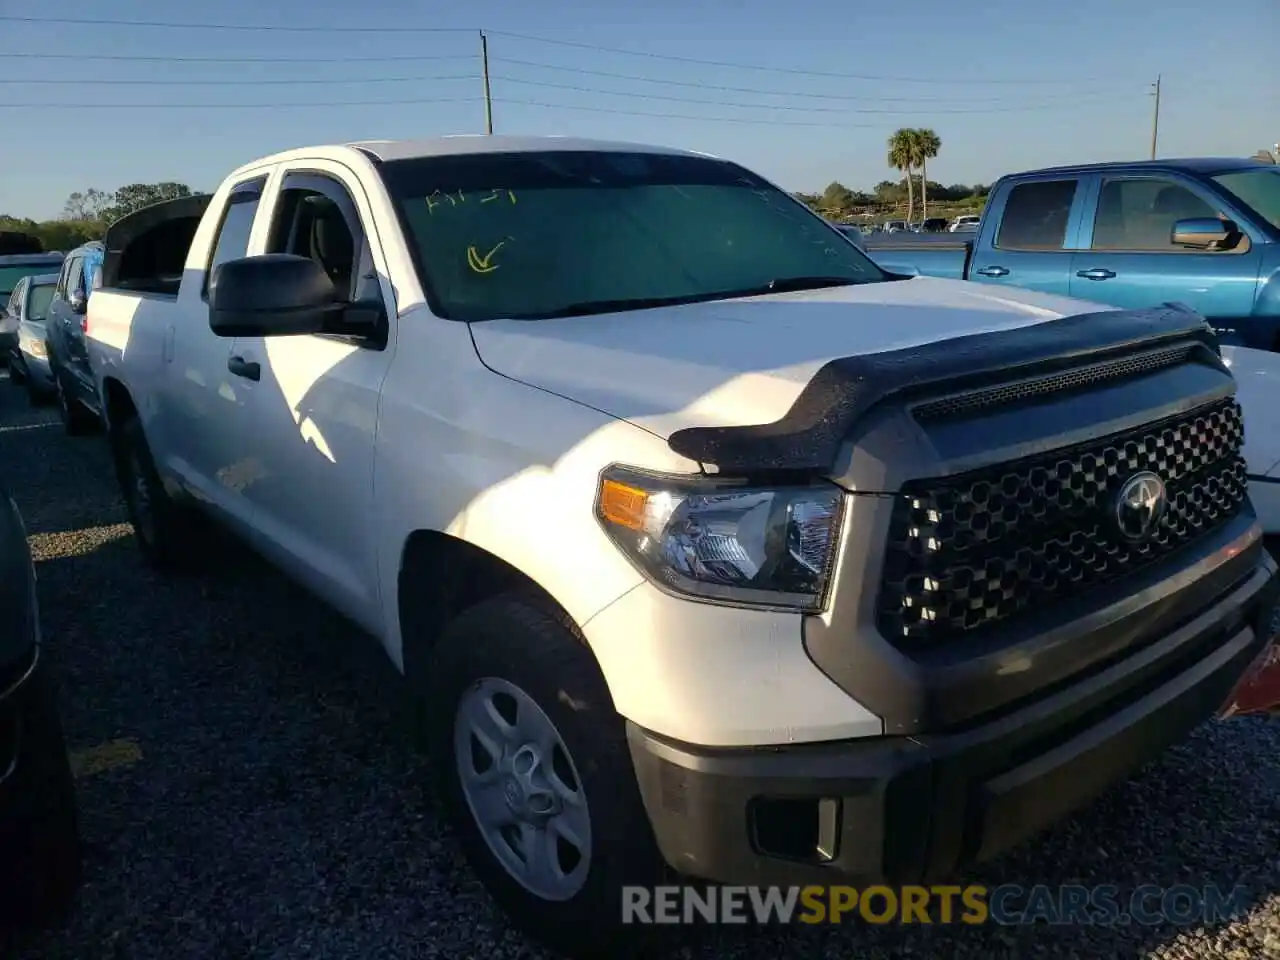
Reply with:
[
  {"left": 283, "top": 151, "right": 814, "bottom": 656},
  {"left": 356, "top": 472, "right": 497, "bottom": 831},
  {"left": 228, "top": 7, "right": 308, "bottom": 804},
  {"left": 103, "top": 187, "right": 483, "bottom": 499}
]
[{"left": 878, "top": 397, "right": 1247, "bottom": 646}]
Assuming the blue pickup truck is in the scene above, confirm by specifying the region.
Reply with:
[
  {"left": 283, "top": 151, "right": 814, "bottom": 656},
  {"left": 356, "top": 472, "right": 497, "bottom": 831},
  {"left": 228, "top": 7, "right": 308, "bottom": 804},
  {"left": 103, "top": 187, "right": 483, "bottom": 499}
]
[{"left": 863, "top": 158, "right": 1280, "bottom": 350}]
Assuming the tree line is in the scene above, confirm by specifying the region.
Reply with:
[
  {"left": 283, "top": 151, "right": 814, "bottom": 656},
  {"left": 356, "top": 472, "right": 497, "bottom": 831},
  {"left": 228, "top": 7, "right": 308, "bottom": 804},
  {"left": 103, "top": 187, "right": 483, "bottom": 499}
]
[
  {"left": 795, "top": 178, "right": 989, "bottom": 220},
  {"left": 794, "top": 128, "right": 992, "bottom": 222},
  {"left": 0, "top": 182, "right": 195, "bottom": 253}
]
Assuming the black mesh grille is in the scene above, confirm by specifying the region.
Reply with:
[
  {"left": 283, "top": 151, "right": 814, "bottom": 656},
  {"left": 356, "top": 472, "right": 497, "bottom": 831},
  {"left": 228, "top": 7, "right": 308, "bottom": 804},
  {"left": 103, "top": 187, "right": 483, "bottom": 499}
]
[
  {"left": 878, "top": 397, "right": 1247, "bottom": 646},
  {"left": 911, "top": 346, "right": 1194, "bottom": 422}
]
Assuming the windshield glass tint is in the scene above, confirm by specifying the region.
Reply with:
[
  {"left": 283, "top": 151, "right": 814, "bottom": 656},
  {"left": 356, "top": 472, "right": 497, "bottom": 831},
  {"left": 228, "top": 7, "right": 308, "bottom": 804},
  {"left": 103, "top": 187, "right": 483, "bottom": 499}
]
[
  {"left": 1212, "top": 168, "right": 1280, "bottom": 229},
  {"left": 26, "top": 283, "right": 54, "bottom": 321},
  {"left": 381, "top": 150, "right": 887, "bottom": 321}
]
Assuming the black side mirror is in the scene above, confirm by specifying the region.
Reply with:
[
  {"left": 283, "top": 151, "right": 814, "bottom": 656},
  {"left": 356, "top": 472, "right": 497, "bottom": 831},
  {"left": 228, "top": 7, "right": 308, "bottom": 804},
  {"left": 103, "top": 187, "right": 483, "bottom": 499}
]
[
  {"left": 208, "top": 254, "right": 345, "bottom": 338},
  {"left": 1171, "top": 217, "right": 1238, "bottom": 251},
  {"left": 68, "top": 289, "right": 87, "bottom": 315}
]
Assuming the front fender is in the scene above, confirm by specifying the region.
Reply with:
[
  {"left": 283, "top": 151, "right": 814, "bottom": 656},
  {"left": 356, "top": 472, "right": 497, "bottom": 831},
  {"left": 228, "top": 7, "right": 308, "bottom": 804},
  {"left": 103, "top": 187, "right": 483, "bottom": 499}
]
[{"left": 373, "top": 351, "right": 702, "bottom": 672}]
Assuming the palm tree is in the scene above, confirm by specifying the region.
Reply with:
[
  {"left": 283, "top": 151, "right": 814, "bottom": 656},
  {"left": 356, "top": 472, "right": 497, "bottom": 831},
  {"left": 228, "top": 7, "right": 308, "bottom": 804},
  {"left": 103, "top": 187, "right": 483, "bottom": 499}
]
[
  {"left": 914, "top": 128, "right": 942, "bottom": 218},
  {"left": 887, "top": 128, "right": 916, "bottom": 222}
]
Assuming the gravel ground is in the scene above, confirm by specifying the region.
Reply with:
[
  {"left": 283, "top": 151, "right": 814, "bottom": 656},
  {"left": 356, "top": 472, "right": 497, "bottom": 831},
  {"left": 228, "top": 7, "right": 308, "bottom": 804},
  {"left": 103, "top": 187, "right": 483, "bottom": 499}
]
[{"left": 0, "top": 372, "right": 1277, "bottom": 960}]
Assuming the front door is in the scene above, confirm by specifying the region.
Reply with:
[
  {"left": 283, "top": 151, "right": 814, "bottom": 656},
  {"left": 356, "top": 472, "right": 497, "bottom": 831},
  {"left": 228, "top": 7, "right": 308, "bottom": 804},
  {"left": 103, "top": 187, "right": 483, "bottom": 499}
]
[
  {"left": 1068, "top": 174, "right": 1263, "bottom": 341},
  {"left": 229, "top": 166, "right": 393, "bottom": 632}
]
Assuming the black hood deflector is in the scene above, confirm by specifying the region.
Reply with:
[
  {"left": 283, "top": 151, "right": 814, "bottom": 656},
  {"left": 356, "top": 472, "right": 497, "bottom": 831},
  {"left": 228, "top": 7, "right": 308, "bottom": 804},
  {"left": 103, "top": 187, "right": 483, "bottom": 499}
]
[{"left": 666, "top": 304, "right": 1224, "bottom": 475}]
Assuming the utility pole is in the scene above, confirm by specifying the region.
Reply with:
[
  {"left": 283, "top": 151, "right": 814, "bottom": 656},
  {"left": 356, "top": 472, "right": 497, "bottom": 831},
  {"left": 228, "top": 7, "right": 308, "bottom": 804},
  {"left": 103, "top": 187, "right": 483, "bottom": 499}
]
[
  {"left": 480, "top": 31, "right": 494, "bottom": 135},
  {"left": 1149, "top": 74, "right": 1161, "bottom": 160}
]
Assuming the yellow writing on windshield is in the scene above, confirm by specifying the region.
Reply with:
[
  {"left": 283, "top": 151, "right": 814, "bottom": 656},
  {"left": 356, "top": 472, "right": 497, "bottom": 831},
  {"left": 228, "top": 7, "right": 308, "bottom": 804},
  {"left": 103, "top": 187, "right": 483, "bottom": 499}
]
[
  {"left": 426, "top": 188, "right": 517, "bottom": 215},
  {"left": 425, "top": 189, "right": 466, "bottom": 214},
  {"left": 466, "top": 238, "right": 509, "bottom": 274}
]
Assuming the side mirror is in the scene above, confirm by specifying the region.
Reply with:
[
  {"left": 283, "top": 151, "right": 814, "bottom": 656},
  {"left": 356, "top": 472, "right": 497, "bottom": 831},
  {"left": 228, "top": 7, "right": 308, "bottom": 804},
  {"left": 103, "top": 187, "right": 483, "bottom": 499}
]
[
  {"left": 68, "top": 289, "right": 87, "bottom": 315},
  {"left": 208, "top": 254, "right": 345, "bottom": 338},
  {"left": 1171, "top": 217, "right": 1237, "bottom": 251}
]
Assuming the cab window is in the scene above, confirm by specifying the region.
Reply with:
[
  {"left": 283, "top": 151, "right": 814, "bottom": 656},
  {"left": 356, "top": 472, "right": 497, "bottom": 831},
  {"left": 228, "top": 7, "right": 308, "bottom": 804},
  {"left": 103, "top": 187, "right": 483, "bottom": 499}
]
[{"left": 1091, "top": 178, "right": 1222, "bottom": 251}]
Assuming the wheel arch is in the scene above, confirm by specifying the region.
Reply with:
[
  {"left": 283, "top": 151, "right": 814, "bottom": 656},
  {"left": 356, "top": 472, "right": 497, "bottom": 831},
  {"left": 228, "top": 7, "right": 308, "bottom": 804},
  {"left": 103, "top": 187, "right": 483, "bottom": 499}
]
[{"left": 396, "top": 529, "right": 590, "bottom": 684}]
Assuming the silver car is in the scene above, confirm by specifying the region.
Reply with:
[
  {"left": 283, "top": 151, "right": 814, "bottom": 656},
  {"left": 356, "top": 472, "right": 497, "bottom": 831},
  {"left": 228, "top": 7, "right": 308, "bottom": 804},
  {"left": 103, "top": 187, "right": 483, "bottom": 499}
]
[{"left": 4, "top": 273, "right": 59, "bottom": 403}]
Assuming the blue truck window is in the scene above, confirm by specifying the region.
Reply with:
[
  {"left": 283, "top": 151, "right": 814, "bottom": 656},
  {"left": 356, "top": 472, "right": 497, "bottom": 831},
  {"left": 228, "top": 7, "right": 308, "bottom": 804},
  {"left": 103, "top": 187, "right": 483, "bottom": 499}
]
[
  {"left": 996, "top": 180, "right": 1078, "bottom": 250},
  {"left": 1093, "top": 179, "right": 1219, "bottom": 250}
]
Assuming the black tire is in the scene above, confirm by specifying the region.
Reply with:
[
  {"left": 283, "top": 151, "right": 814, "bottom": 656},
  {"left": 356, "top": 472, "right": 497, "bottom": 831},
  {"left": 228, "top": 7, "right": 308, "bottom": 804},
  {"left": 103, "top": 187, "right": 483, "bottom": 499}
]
[
  {"left": 0, "top": 666, "right": 82, "bottom": 928},
  {"left": 423, "top": 594, "right": 669, "bottom": 958},
  {"left": 7, "top": 359, "right": 25, "bottom": 386},
  {"left": 111, "top": 415, "right": 200, "bottom": 572},
  {"left": 55, "top": 376, "right": 96, "bottom": 437}
]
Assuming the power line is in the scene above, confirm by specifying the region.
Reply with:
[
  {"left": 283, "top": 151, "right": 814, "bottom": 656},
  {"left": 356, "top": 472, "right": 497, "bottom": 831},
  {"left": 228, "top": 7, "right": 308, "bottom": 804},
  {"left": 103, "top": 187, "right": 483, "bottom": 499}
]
[
  {"left": 491, "top": 75, "right": 1134, "bottom": 115},
  {"left": 0, "top": 96, "right": 484, "bottom": 109},
  {"left": 4, "top": 74, "right": 478, "bottom": 86},
  {"left": 483, "top": 30, "right": 1129, "bottom": 85},
  {"left": 495, "top": 98, "right": 892, "bottom": 128},
  {"left": 0, "top": 16, "right": 1136, "bottom": 85},
  {"left": 0, "top": 51, "right": 475, "bottom": 64},
  {"left": 0, "top": 14, "right": 475, "bottom": 33},
  {"left": 492, "top": 57, "right": 1130, "bottom": 103}
]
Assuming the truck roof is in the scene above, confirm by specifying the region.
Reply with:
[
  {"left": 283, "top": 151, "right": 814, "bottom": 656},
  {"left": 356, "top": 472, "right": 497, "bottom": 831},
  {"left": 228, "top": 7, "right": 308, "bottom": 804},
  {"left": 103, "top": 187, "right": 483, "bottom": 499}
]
[
  {"left": 1008, "top": 157, "right": 1268, "bottom": 179},
  {"left": 228, "top": 135, "right": 711, "bottom": 178}
]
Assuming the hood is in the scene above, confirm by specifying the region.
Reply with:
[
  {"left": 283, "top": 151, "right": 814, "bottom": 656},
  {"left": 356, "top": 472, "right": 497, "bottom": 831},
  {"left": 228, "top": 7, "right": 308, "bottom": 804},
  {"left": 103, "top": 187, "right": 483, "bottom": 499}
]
[
  {"left": 470, "top": 275, "right": 1108, "bottom": 442},
  {"left": 1221, "top": 345, "right": 1280, "bottom": 477}
]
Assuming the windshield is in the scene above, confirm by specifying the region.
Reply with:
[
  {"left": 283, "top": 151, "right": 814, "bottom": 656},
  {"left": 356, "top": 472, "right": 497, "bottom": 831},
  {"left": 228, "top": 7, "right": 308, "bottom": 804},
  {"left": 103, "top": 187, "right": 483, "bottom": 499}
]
[
  {"left": 1212, "top": 167, "right": 1280, "bottom": 229},
  {"left": 26, "top": 283, "right": 55, "bottom": 321},
  {"left": 381, "top": 150, "right": 888, "bottom": 321}
]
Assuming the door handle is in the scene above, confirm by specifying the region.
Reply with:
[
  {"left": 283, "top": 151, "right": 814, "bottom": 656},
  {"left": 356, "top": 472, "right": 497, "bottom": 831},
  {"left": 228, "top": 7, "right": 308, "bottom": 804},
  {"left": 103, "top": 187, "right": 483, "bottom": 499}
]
[
  {"left": 975, "top": 265, "right": 1009, "bottom": 278},
  {"left": 227, "top": 355, "right": 261, "bottom": 382},
  {"left": 1076, "top": 268, "right": 1117, "bottom": 281}
]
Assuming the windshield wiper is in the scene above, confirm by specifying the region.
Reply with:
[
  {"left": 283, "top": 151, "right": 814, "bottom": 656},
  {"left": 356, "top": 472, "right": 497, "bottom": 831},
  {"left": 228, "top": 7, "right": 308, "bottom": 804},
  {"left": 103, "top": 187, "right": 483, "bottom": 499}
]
[
  {"left": 756, "top": 276, "right": 861, "bottom": 293},
  {"left": 504, "top": 294, "right": 716, "bottom": 320},
  {"left": 499, "top": 277, "right": 863, "bottom": 321}
]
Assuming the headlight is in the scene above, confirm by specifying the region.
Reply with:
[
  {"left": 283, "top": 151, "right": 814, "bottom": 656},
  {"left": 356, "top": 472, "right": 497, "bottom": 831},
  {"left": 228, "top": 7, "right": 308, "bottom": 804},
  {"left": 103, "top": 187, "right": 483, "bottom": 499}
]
[
  {"left": 595, "top": 465, "right": 844, "bottom": 611},
  {"left": 27, "top": 339, "right": 46, "bottom": 359}
]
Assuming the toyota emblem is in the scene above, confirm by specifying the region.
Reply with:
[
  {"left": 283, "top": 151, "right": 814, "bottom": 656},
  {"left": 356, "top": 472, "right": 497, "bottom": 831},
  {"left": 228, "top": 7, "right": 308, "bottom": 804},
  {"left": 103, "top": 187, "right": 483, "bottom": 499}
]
[{"left": 1114, "top": 471, "right": 1168, "bottom": 541}]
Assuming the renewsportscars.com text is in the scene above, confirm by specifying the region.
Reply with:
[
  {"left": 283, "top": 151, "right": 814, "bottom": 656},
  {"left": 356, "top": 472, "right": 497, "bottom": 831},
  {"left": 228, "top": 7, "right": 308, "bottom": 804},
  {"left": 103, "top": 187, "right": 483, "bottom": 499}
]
[{"left": 621, "top": 883, "right": 1252, "bottom": 926}]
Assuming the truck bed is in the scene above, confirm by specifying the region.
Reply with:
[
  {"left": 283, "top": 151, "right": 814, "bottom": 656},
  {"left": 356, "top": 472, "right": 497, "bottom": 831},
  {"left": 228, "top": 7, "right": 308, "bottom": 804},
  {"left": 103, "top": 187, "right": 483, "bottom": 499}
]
[{"left": 862, "top": 232, "right": 972, "bottom": 279}]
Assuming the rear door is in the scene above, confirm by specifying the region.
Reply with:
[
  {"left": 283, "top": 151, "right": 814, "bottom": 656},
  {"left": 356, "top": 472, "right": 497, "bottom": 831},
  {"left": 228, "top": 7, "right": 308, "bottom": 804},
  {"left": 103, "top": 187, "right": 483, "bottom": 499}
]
[
  {"left": 970, "top": 177, "right": 1087, "bottom": 296},
  {"left": 1068, "top": 173, "right": 1263, "bottom": 340},
  {"left": 161, "top": 173, "right": 271, "bottom": 534}
]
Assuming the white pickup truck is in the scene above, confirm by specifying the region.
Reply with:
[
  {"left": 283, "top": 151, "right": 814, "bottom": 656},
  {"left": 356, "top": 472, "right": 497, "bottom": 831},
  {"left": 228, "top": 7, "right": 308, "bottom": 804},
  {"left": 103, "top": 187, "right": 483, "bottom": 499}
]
[{"left": 86, "top": 136, "right": 1278, "bottom": 955}]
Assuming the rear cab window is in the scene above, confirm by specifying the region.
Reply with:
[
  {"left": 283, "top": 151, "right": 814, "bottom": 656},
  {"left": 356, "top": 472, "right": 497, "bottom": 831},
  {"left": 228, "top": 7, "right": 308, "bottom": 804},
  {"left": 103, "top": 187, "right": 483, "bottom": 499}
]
[{"left": 994, "top": 179, "right": 1080, "bottom": 250}]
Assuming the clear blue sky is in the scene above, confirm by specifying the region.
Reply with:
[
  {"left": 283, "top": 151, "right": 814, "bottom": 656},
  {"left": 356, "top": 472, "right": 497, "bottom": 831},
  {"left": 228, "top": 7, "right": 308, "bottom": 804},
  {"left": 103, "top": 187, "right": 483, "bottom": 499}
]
[{"left": 2, "top": 0, "right": 1275, "bottom": 220}]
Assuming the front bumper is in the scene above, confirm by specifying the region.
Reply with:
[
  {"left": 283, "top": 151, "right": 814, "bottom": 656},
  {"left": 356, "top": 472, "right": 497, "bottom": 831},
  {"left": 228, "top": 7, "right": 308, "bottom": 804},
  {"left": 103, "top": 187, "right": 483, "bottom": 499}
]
[{"left": 629, "top": 551, "right": 1278, "bottom": 887}]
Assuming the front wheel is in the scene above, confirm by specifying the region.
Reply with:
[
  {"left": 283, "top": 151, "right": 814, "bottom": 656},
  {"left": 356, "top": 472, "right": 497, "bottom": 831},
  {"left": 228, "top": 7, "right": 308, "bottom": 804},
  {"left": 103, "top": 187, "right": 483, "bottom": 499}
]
[{"left": 424, "top": 595, "right": 668, "bottom": 957}]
